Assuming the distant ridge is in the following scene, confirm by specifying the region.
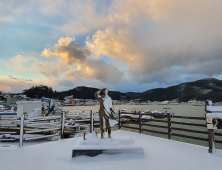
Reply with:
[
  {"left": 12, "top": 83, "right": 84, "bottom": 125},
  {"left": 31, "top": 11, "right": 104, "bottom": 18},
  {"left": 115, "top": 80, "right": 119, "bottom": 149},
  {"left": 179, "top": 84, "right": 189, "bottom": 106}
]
[
  {"left": 126, "top": 78, "right": 222, "bottom": 102},
  {"left": 59, "top": 86, "right": 130, "bottom": 100},
  {"left": 22, "top": 78, "right": 222, "bottom": 102}
]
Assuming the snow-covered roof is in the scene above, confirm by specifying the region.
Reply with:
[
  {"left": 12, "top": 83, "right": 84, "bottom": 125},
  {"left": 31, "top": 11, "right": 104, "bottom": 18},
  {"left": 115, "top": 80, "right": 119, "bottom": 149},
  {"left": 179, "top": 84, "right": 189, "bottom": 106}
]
[{"left": 0, "top": 130, "right": 222, "bottom": 170}]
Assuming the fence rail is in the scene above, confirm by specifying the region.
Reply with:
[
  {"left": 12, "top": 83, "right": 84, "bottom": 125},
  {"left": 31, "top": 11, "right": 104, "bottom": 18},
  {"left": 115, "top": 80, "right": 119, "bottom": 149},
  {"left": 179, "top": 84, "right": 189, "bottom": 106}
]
[{"left": 118, "top": 110, "right": 221, "bottom": 152}]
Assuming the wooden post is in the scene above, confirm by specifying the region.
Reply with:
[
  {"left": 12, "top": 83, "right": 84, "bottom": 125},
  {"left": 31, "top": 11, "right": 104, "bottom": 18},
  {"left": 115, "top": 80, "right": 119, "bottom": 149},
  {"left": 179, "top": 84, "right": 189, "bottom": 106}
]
[
  {"left": 90, "top": 110, "right": 93, "bottom": 133},
  {"left": 84, "top": 132, "right": 86, "bottom": 140},
  {"left": 61, "top": 112, "right": 65, "bottom": 139},
  {"left": 208, "top": 129, "right": 215, "bottom": 153},
  {"left": 139, "top": 111, "right": 142, "bottom": 133},
  {"left": 167, "top": 113, "right": 171, "bottom": 139},
  {"left": 119, "top": 110, "right": 121, "bottom": 129},
  {"left": 205, "top": 100, "right": 215, "bottom": 153}
]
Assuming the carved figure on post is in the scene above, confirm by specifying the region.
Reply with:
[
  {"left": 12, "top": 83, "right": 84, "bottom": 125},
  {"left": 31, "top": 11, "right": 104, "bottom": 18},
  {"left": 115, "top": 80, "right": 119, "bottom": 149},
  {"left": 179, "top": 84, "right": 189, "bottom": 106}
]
[{"left": 94, "top": 88, "right": 117, "bottom": 138}]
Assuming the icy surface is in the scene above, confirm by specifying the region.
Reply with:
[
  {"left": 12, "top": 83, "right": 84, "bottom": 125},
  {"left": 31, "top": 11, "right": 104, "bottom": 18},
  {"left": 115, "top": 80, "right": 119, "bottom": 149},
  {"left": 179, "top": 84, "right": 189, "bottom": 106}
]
[
  {"left": 75, "top": 132, "right": 137, "bottom": 149},
  {"left": 0, "top": 130, "right": 222, "bottom": 170}
]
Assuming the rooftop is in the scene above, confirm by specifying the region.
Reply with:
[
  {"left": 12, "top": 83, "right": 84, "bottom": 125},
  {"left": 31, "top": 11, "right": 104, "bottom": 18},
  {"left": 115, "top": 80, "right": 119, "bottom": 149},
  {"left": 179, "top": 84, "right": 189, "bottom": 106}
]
[{"left": 1, "top": 130, "right": 222, "bottom": 170}]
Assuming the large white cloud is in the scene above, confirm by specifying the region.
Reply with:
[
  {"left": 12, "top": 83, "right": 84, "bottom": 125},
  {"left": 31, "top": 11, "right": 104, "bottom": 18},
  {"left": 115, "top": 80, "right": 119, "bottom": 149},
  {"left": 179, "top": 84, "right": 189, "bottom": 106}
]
[
  {"left": 42, "top": 37, "right": 123, "bottom": 85},
  {"left": 66, "top": 60, "right": 123, "bottom": 85},
  {"left": 42, "top": 37, "right": 91, "bottom": 65},
  {"left": 86, "top": 0, "right": 222, "bottom": 83}
]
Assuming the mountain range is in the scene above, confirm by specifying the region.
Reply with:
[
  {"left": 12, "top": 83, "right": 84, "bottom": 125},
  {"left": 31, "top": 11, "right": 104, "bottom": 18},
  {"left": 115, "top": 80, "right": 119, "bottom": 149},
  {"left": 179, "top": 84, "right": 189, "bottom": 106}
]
[
  {"left": 21, "top": 78, "right": 222, "bottom": 102},
  {"left": 126, "top": 78, "right": 222, "bottom": 102},
  {"left": 59, "top": 78, "right": 222, "bottom": 102}
]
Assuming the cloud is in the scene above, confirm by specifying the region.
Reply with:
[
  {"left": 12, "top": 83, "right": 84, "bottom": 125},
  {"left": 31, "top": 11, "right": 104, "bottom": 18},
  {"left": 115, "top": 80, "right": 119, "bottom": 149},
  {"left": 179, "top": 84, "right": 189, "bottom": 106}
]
[
  {"left": 0, "top": 75, "right": 36, "bottom": 92},
  {"left": 36, "top": 62, "right": 69, "bottom": 77},
  {"left": 2, "top": 0, "right": 222, "bottom": 90},
  {"left": 66, "top": 60, "right": 123, "bottom": 85},
  {"left": 42, "top": 37, "right": 91, "bottom": 65},
  {"left": 6, "top": 55, "right": 37, "bottom": 72},
  {"left": 8, "top": 76, "right": 32, "bottom": 81},
  {"left": 86, "top": 0, "right": 222, "bottom": 84},
  {"left": 0, "top": 74, "right": 62, "bottom": 93},
  {"left": 42, "top": 37, "right": 123, "bottom": 84}
]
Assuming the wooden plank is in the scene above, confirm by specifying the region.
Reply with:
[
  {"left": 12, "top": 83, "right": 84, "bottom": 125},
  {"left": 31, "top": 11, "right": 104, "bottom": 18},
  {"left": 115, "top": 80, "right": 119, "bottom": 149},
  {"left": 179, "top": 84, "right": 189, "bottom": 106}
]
[
  {"left": 171, "top": 121, "right": 206, "bottom": 127},
  {"left": 121, "top": 112, "right": 139, "bottom": 115},
  {"left": 172, "top": 127, "right": 208, "bottom": 134},
  {"left": 172, "top": 133, "right": 208, "bottom": 141},
  {"left": 121, "top": 125, "right": 140, "bottom": 130},
  {"left": 142, "top": 124, "right": 167, "bottom": 129},
  {"left": 145, "top": 119, "right": 167, "bottom": 123},
  {"left": 172, "top": 116, "right": 205, "bottom": 120},
  {"left": 215, "top": 133, "right": 222, "bottom": 136},
  {"left": 121, "top": 116, "right": 139, "bottom": 120},
  {"left": 215, "top": 140, "right": 222, "bottom": 144},
  {"left": 121, "top": 121, "right": 139, "bottom": 125},
  {"left": 142, "top": 129, "right": 168, "bottom": 135},
  {"left": 141, "top": 113, "right": 166, "bottom": 117}
]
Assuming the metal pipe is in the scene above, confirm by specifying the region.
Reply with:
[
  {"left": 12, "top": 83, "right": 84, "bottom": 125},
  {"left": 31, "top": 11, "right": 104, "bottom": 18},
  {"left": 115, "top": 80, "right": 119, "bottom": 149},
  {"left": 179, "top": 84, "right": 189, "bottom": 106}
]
[
  {"left": 0, "top": 118, "right": 19, "bottom": 120},
  {"left": 72, "top": 119, "right": 90, "bottom": 122},
  {"left": 25, "top": 128, "right": 61, "bottom": 134},
  {"left": 25, "top": 122, "right": 61, "bottom": 126},
  {"left": 61, "top": 112, "right": 65, "bottom": 139},
  {"left": 19, "top": 114, "right": 24, "bottom": 147},
  {"left": 65, "top": 125, "right": 89, "bottom": 128},
  {"left": 24, "top": 133, "right": 60, "bottom": 141},
  {"left": 0, "top": 131, "right": 17, "bottom": 134},
  {"left": 0, "top": 124, "right": 18, "bottom": 127},
  {"left": 26, "top": 116, "right": 61, "bottom": 120},
  {"left": 90, "top": 110, "right": 93, "bottom": 133}
]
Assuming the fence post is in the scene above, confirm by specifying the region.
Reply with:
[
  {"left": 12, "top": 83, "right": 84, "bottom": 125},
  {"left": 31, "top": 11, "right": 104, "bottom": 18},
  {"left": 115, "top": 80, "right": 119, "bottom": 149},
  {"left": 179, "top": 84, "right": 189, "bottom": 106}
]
[
  {"left": 167, "top": 113, "right": 171, "bottom": 139},
  {"left": 19, "top": 113, "right": 25, "bottom": 147},
  {"left": 139, "top": 111, "right": 142, "bottom": 133},
  {"left": 205, "top": 100, "right": 215, "bottom": 153},
  {"left": 90, "top": 110, "right": 93, "bottom": 133},
  {"left": 61, "top": 112, "right": 65, "bottom": 139},
  {"left": 119, "top": 110, "right": 121, "bottom": 129}
]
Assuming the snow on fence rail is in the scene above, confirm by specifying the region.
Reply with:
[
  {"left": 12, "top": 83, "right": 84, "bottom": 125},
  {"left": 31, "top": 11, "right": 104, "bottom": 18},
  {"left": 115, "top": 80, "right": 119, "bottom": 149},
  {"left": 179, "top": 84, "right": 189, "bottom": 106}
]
[
  {"left": 0, "top": 116, "right": 19, "bottom": 142},
  {"left": 18, "top": 113, "right": 65, "bottom": 147}
]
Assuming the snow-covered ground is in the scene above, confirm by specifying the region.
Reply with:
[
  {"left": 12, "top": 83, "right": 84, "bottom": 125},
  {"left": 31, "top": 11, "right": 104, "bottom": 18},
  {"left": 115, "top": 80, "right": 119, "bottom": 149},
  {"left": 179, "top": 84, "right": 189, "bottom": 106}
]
[{"left": 0, "top": 130, "right": 222, "bottom": 170}]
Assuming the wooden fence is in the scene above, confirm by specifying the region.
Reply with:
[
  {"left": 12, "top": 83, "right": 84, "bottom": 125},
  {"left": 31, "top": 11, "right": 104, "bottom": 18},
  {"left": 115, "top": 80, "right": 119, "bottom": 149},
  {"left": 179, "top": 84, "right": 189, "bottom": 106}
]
[{"left": 118, "top": 110, "right": 222, "bottom": 152}]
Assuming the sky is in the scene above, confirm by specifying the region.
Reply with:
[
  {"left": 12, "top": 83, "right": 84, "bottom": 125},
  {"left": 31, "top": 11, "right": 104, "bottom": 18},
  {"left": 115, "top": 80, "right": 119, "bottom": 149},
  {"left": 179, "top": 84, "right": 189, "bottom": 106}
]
[{"left": 1, "top": 0, "right": 222, "bottom": 93}]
